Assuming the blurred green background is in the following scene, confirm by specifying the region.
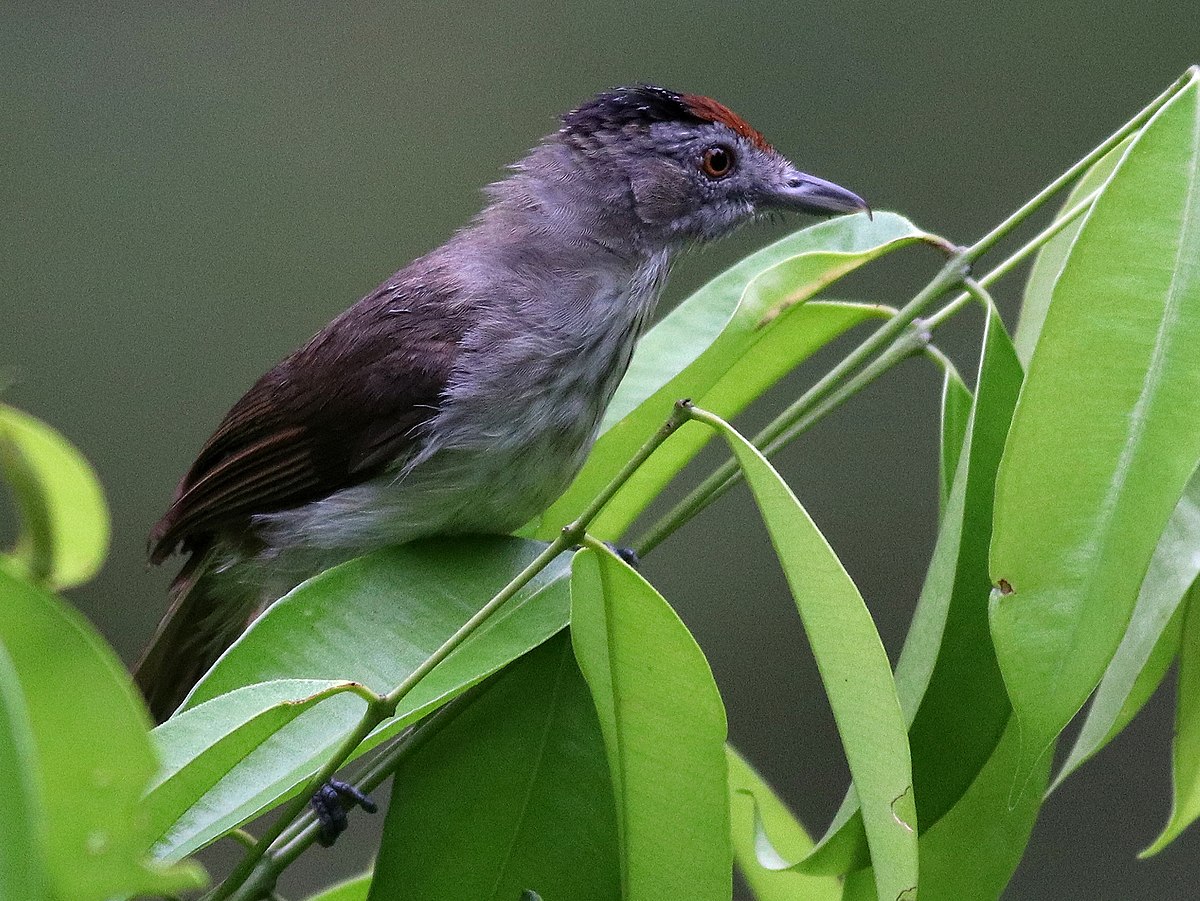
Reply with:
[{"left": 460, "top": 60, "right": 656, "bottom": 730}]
[{"left": 3, "top": 2, "right": 1197, "bottom": 897}]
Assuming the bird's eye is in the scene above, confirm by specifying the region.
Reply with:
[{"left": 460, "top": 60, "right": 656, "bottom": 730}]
[{"left": 700, "top": 145, "right": 735, "bottom": 179}]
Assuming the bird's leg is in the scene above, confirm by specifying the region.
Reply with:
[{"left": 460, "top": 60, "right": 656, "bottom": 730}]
[{"left": 311, "top": 779, "right": 378, "bottom": 847}]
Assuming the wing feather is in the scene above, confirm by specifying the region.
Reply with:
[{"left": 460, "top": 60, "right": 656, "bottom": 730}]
[{"left": 149, "top": 272, "right": 472, "bottom": 563}]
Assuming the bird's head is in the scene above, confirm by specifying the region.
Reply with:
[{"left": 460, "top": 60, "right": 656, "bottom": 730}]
[{"left": 558, "top": 84, "right": 868, "bottom": 246}]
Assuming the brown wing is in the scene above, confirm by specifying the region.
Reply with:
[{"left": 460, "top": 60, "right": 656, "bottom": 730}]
[{"left": 148, "top": 275, "right": 471, "bottom": 563}]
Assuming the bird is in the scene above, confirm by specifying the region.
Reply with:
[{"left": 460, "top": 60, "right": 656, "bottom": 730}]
[{"left": 136, "top": 84, "right": 868, "bottom": 723}]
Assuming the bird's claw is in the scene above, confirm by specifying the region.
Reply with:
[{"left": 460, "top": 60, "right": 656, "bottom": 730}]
[{"left": 311, "top": 779, "right": 378, "bottom": 847}]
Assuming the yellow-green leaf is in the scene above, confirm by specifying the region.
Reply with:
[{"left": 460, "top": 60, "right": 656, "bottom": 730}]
[
  {"left": 692, "top": 410, "right": 917, "bottom": 901},
  {"left": 726, "top": 745, "right": 839, "bottom": 901},
  {"left": 1144, "top": 579, "right": 1200, "bottom": 855},
  {"left": 989, "top": 71, "right": 1200, "bottom": 785},
  {"left": 0, "top": 404, "right": 108, "bottom": 589},
  {"left": 571, "top": 546, "right": 731, "bottom": 900},
  {"left": 0, "top": 564, "right": 204, "bottom": 900}
]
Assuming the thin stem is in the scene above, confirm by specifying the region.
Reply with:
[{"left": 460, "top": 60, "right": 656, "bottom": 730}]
[
  {"left": 636, "top": 322, "right": 931, "bottom": 556},
  {"left": 763, "top": 70, "right": 1179, "bottom": 440},
  {"left": 926, "top": 185, "right": 1101, "bottom": 330},
  {"left": 634, "top": 180, "right": 1108, "bottom": 555},
  {"left": 921, "top": 343, "right": 957, "bottom": 375},
  {"left": 959, "top": 277, "right": 998, "bottom": 316},
  {"left": 766, "top": 325, "right": 930, "bottom": 454},
  {"left": 228, "top": 829, "right": 258, "bottom": 851},
  {"left": 580, "top": 533, "right": 613, "bottom": 555},
  {"left": 966, "top": 70, "right": 1190, "bottom": 260},
  {"left": 634, "top": 254, "right": 963, "bottom": 557},
  {"left": 271, "top": 677, "right": 496, "bottom": 873},
  {"left": 209, "top": 403, "right": 692, "bottom": 901},
  {"left": 751, "top": 252, "right": 968, "bottom": 454},
  {"left": 206, "top": 711, "right": 388, "bottom": 901}
]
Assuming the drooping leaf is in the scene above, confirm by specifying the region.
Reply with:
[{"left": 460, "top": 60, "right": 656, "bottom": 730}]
[
  {"left": 804, "top": 309, "right": 1022, "bottom": 878},
  {"left": 0, "top": 403, "right": 109, "bottom": 589},
  {"left": 369, "top": 634, "right": 619, "bottom": 901},
  {"left": 0, "top": 563, "right": 204, "bottom": 900},
  {"left": 726, "top": 745, "right": 840, "bottom": 901},
  {"left": 694, "top": 412, "right": 917, "bottom": 901},
  {"left": 1144, "top": 580, "right": 1200, "bottom": 855},
  {"left": 937, "top": 363, "right": 972, "bottom": 516},
  {"left": 794, "top": 311, "right": 1022, "bottom": 876},
  {"left": 602, "top": 301, "right": 890, "bottom": 541},
  {"left": 145, "top": 679, "right": 372, "bottom": 848},
  {"left": 989, "top": 72, "right": 1200, "bottom": 786},
  {"left": 571, "top": 546, "right": 731, "bottom": 900},
  {"left": 153, "top": 537, "right": 570, "bottom": 861},
  {"left": 534, "top": 212, "right": 933, "bottom": 540},
  {"left": 1013, "top": 136, "right": 1134, "bottom": 365},
  {"left": 1055, "top": 472, "right": 1200, "bottom": 789},
  {"left": 0, "top": 641, "right": 49, "bottom": 901}
]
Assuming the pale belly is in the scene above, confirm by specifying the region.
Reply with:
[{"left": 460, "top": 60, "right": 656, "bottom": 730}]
[
  {"left": 249, "top": 334, "right": 629, "bottom": 574},
  {"left": 244, "top": 250, "right": 670, "bottom": 598}
]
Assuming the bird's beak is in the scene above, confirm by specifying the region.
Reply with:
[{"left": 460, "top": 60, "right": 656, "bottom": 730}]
[{"left": 770, "top": 167, "right": 871, "bottom": 218}]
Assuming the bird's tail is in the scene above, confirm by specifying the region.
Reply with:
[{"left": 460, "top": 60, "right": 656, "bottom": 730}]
[{"left": 134, "top": 552, "right": 259, "bottom": 724}]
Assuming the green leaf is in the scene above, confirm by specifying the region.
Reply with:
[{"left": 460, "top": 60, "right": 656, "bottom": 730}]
[
  {"left": 153, "top": 537, "right": 570, "bottom": 861},
  {"left": 839, "top": 867, "right": 877, "bottom": 901},
  {"left": 145, "top": 679, "right": 372, "bottom": 848},
  {"left": 794, "top": 309, "right": 1023, "bottom": 875},
  {"left": 989, "top": 72, "right": 1200, "bottom": 785},
  {"left": 1054, "top": 472, "right": 1200, "bottom": 789},
  {"left": 1013, "top": 136, "right": 1134, "bottom": 366},
  {"left": 0, "top": 403, "right": 109, "bottom": 589},
  {"left": 695, "top": 412, "right": 917, "bottom": 901},
  {"left": 914, "top": 720, "right": 1050, "bottom": 900},
  {"left": 533, "top": 212, "right": 932, "bottom": 540},
  {"left": 369, "top": 634, "right": 619, "bottom": 901},
  {"left": 844, "top": 724, "right": 1052, "bottom": 901},
  {"left": 900, "top": 309, "right": 1023, "bottom": 821},
  {"left": 938, "top": 363, "right": 972, "bottom": 517},
  {"left": 571, "top": 545, "right": 731, "bottom": 900},
  {"left": 0, "top": 641, "right": 50, "bottom": 901},
  {"left": 726, "top": 745, "right": 840, "bottom": 901},
  {"left": 1144, "top": 579, "right": 1200, "bottom": 855},
  {"left": 0, "top": 563, "right": 204, "bottom": 900},
  {"left": 302, "top": 873, "right": 372, "bottom": 901}
]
